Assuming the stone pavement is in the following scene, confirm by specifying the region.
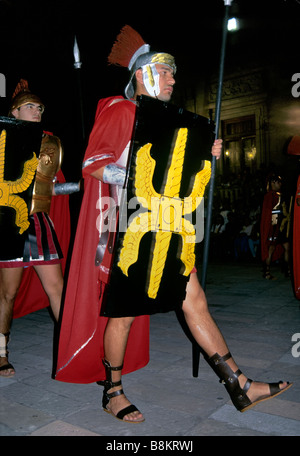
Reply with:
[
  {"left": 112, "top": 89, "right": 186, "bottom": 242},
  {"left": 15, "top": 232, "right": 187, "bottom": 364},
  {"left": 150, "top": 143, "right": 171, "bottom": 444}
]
[{"left": 0, "top": 259, "right": 299, "bottom": 438}]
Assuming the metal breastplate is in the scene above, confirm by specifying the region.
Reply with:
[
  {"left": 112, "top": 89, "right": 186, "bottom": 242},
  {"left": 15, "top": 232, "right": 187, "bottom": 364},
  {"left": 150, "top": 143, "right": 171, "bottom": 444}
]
[{"left": 30, "top": 134, "right": 63, "bottom": 214}]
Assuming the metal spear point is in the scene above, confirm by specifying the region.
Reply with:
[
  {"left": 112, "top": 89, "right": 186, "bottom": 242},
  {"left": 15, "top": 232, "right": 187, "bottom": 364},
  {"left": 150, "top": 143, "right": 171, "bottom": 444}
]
[
  {"left": 73, "top": 36, "right": 85, "bottom": 142},
  {"left": 73, "top": 36, "right": 82, "bottom": 69}
]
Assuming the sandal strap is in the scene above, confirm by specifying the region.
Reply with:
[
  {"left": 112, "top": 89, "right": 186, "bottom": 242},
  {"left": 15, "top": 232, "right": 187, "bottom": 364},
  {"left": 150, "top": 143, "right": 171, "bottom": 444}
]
[
  {"left": 102, "top": 358, "right": 123, "bottom": 371},
  {"left": 106, "top": 387, "right": 124, "bottom": 400},
  {"left": 210, "top": 352, "right": 252, "bottom": 392},
  {"left": 242, "top": 378, "right": 253, "bottom": 394},
  {"left": 116, "top": 404, "right": 139, "bottom": 420},
  {"left": 107, "top": 365, "right": 123, "bottom": 371},
  {"left": 220, "top": 368, "right": 243, "bottom": 385},
  {"left": 98, "top": 379, "right": 122, "bottom": 388},
  {"left": 99, "top": 358, "right": 124, "bottom": 390},
  {"left": 212, "top": 352, "right": 243, "bottom": 383},
  {"left": 214, "top": 352, "right": 232, "bottom": 364},
  {"left": 0, "top": 362, "right": 14, "bottom": 372},
  {"left": 269, "top": 381, "right": 283, "bottom": 395}
]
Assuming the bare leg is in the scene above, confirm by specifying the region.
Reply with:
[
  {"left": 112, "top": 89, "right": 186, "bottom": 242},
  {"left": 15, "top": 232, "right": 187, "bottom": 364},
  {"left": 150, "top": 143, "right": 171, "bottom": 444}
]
[
  {"left": 0, "top": 267, "right": 23, "bottom": 376},
  {"left": 34, "top": 263, "right": 63, "bottom": 321},
  {"left": 282, "top": 242, "right": 291, "bottom": 276},
  {"left": 282, "top": 241, "right": 289, "bottom": 263},
  {"left": 264, "top": 245, "right": 275, "bottom": 278},
  {"left": 103, "top": 316, "right": 144, "bottom": 422},
  {"left": 182, "top": 273, "right": 289, "bottom": 405}
]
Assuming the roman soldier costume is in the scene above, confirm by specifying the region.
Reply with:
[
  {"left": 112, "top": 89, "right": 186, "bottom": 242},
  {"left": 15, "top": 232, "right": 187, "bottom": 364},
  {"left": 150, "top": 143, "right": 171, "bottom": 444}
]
[
  {"left": 55, "top": 24, "right": 214, "bottom": 385},
  {"left": 55, "top": 26, "right": 180, "bottom": 383},
  {"left": 0, "top": 80, "right": 72, "bottom": 317}
]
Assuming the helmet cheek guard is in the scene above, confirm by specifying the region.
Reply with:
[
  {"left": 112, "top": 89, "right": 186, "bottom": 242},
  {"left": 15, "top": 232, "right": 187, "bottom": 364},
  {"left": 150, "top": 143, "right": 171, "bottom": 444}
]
[{"left": 142, "top": 64, "right": 160, "bottom": 98}]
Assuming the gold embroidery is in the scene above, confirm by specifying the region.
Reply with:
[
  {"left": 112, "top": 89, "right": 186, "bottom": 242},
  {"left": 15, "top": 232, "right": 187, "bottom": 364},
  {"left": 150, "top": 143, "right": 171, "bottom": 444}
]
[
  {"left": 118, "top": 128, "right": 211, "bottom": 298},
  {"left": 0, "top": 129, "right": 38, "bottom": 234}
]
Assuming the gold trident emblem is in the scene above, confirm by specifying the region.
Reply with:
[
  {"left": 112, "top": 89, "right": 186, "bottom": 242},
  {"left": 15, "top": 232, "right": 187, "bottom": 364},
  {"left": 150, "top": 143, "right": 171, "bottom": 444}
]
[
  {"left": 118, "top": 128, "right": 211, "bottom": 299},
  {"left": 0, "top": 129, "right": 38, "bottom": 234}
]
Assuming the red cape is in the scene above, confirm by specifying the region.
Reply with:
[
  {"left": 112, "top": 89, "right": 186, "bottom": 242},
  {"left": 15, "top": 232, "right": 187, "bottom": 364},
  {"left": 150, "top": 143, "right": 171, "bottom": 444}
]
[
  {"left": 13, "top": 168, "right": 71, "bottom": 318},
  {"left": 55, "top": 97, "right": 149, "bottom": 384},
  {"left": 260, "top": 190, "right": 284, "bottom": 262},
  {"left": 293, "top": 175, "right": 300, "bottom": 299}
]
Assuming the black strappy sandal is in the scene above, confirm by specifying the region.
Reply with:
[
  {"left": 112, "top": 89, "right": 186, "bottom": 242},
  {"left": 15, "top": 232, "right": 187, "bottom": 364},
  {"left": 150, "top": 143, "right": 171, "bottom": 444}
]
[
  {"left": 263, "top": 266, "right": 276, "bottom": 280},
  {"left": 207, "top": 352, "right": 292, "bottom": 412},
  {"left": 98, "top": 359, "right": 144, "bottom": 423}
]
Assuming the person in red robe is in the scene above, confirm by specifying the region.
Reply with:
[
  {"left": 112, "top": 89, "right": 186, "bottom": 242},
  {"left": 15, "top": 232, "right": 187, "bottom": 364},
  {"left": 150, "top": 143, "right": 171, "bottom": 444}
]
[
  {"left": 0, "top": 81, "right": 77, "bottom": 378},
  {"left": 55, "top": 95, "right": 150, "bottom": 392},
  {"left": 55, "top": 26, "right": 292, "bottom": 423},
  {"left": 260, "top": 173, "right": 290, "bottom": 279}
]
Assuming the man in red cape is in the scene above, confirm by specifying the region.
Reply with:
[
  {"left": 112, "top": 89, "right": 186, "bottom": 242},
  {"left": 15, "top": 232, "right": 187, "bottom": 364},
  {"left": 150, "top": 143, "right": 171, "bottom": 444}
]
[
  {"left": 260, "top": 174, "right": 287, "bottom": 279},
  {"left": 56, "top": 26, "right": 292, "bottom": 424},
  {"left": 55, "top": 95, "right": 150, "bottom": 387}
]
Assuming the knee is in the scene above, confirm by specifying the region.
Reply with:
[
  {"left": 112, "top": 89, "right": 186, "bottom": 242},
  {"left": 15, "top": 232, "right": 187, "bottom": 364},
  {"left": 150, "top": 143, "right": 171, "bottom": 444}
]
[
  {"left": 107, "top": 316, "right": 135, "bottom": 334},
  {"left": 44, "top": 279, "right": 63, "bottom": 301},
  {"left": 182, "top": 282, "right": 208, "bottom": 317},
  {"left": 0, "top": 285, "right": 19, "bottom": 304}
]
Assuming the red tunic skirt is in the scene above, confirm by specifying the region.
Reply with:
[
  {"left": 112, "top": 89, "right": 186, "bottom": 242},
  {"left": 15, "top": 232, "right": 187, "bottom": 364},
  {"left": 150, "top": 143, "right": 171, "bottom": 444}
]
[{"left": 0, "top": 212, "right": 62, "bottom": 268}]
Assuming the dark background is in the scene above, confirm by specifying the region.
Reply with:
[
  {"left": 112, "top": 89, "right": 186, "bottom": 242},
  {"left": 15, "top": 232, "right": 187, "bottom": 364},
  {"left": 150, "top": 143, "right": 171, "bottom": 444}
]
[{"left": 1, "top": 0, "right": 300, "bottom": 180}]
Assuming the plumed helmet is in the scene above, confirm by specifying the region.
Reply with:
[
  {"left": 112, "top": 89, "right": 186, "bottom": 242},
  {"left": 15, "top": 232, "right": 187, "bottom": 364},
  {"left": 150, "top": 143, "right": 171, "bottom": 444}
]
[
  {"left": 8, "top": 79, "right": 44, "bottom": 116},
  {"left": 108, "top": 25, "right": 176, "bottom": 99}
]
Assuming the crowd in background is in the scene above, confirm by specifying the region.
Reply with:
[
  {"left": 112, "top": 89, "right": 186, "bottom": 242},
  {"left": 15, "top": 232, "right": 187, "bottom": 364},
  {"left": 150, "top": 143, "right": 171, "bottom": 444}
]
[{"left": 204, "top": 166, "right": 292, "bottom": 264}]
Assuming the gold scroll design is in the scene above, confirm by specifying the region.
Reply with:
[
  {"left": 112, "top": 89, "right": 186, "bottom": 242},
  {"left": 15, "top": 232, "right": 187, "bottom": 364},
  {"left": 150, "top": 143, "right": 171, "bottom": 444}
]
[
  {"left": 118, "top": 127, "right": 211, "bottom": 299},
  {"left": 0, "top": 129, "right": 38, "bottom": 234}
]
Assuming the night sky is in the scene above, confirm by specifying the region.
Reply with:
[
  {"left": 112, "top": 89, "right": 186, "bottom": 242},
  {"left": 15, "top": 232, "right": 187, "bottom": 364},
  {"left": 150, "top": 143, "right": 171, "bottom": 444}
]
[{"left": 1, "top": 0, "right": 300, "bottom": 179}]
